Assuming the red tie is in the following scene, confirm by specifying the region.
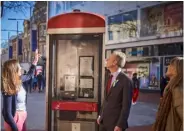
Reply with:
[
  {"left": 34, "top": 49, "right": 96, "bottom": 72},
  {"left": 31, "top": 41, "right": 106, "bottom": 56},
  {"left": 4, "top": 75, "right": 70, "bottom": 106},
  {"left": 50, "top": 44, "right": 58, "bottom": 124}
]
[{"left": 107, "top": 75, "right": 113, "bottom": 93}]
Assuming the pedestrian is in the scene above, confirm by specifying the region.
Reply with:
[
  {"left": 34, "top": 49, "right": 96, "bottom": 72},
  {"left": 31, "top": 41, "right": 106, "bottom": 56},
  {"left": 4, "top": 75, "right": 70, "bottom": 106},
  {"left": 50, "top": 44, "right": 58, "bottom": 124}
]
[
  {"left": 152, "top": 57, "right": 183, "bottom": 131},
  {"left": 27, "top": 77, "right": 32, "bottom": 93},
  {"left": 30, "top": 74, "right": 35, "bottom": 93},
  {"left": 37, "top": 72, "right": 43, "bottom": 92},
  {"left": 33, "top": 74, "right": 38, "bottom": 91},
  {"left": 132, "top": 73, "right": 140, "bottom": 105},
  {"left": 1, "top": 49, "right": 40, "bottom": 131},
  {"left": 97, "top": 51, "right": 133, "bottom": 131}
]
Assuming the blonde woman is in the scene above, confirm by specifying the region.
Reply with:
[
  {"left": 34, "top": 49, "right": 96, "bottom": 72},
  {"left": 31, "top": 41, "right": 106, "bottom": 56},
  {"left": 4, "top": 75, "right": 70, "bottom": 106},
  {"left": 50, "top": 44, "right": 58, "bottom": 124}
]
[
  {"left": 1, "top": 50, "right": 40, "bottom": 131},
  {"left": 153, "top": 57, "right": 183, "bottom": 131}
]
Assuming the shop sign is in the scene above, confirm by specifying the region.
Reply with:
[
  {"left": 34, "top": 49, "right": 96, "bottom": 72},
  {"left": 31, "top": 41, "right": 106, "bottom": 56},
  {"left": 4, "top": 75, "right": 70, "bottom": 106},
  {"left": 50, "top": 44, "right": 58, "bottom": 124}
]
[
  {"left": 125, "top": 47, "right": 143, "bottom": 56},
  {"left": 128, "top": 50, "right": 143, "bottom": 55}
]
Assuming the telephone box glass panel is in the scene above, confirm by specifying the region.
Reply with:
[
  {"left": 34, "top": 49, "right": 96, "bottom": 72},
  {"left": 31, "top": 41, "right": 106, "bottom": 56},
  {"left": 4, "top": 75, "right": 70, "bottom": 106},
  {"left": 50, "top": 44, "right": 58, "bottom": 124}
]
[{"left": 50, "top": 34, "right": 103, "bottom": 131}]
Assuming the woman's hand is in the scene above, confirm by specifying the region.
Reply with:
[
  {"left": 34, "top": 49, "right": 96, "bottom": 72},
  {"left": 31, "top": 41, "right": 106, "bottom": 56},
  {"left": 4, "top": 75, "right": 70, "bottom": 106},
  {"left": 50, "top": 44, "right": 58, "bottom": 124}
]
[{"left": 32, "top": 49, "right": 41, "bottom": 65}]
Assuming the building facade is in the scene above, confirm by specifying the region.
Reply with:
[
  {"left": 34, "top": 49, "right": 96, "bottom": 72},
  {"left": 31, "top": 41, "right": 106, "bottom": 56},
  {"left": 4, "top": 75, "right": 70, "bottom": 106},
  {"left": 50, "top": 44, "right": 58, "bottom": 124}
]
[
  {"left": 11, "top": 37, "right": 18, "bottom": 59},
  {"left": 32, "top": 1, "right": 47, "bottom": 57},
  {"left": 48, "top": 1, "right": 183, "bottom": 90},
  {"left": 22, "top": 20, "right": 31, "bottom": 62},
  {"left": 1, "top": 47, "right": 9, "bottom": 65},
  {"left": 31, "top": 1, "right": 47, "bottom": 77}
]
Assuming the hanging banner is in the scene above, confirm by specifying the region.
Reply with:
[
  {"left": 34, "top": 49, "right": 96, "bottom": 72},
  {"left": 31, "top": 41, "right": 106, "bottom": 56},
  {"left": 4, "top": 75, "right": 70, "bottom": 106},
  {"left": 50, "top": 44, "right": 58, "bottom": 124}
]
[
  {"left": 31, "top": 30, "right": 37, "bottom": 52},
  {"left": 18, "top": 39, "right": 22, "bottom": 55},
  {"left": 9, "top": 46, "right": 13, "bottom": 59}
]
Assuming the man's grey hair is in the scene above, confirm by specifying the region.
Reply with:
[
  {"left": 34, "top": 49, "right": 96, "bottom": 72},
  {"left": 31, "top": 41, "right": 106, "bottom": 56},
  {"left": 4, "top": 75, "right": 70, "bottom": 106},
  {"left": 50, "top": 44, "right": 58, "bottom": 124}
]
[{"left": 113, "top": 51, "right": 126, "bottom": 68}]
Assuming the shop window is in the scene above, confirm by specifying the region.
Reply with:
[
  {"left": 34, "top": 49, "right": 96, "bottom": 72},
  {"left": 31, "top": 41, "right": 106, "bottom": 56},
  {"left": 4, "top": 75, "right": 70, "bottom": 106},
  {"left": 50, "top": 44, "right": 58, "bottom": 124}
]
[
  {"left": 149, "top": 60, "right": 160, "bottom": 90},
  {"left": 108, "top": 31, "right": 113, "bottom": 40},
  {"left": 108, "top": 10, "right": 138, "bottom": 40},
  {"left": 158, "top": 43, "right": 183, "bottom": 56},
  {"left": 143, "top": 47, "right": 149, "bottom": 56},
  {"left": 124, "top": 57, "right": 160, "bottom": 90},
  {"left": 131, "top": 47, "right": 137, "bottom": 56},
  {"left": 124, "top": 62, "right": 150, "bottom": 89},
  {"left": 153, "top": 45, "right": 158, "bottom": 56}
]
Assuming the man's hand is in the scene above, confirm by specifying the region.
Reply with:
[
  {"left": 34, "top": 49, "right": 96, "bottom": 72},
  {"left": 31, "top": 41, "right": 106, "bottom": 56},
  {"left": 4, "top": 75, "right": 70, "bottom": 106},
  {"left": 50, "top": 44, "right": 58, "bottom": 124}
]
[
  {"left": 114, "top": 126, "right": 122, "bottom": 131},
  {"left": 97, "top": 116, "right": 101, "bottom": 125}
]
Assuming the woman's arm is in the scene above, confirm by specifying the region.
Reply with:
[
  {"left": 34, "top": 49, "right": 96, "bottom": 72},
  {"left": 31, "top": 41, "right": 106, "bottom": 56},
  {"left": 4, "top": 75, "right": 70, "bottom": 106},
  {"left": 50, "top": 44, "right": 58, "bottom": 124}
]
[
  {"left": 3, "top": 95, "right": 18, "bottom": 131},
  {"left": 21, "top": 49, "right": 40, "bottom": 83},
  {"left": 21, "top": 65, "right": 36, "bottom": 83}
]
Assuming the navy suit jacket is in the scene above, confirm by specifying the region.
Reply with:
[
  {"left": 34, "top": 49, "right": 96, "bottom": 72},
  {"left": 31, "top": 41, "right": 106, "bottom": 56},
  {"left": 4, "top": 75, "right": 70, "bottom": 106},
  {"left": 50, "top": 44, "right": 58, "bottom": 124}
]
[{"left": 2, "top": 64, "right": 35, "bottom": 131}]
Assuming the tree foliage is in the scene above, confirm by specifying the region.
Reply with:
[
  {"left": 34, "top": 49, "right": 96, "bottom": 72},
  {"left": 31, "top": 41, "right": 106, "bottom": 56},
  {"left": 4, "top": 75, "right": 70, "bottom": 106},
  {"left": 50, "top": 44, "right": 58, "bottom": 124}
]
[{"left": 1, "top": 1, "right": 34, "bottom": 18}]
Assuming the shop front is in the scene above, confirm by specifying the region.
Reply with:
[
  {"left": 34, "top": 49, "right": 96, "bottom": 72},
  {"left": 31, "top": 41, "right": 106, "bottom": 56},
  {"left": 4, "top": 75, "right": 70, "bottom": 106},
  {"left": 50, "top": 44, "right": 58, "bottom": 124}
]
[
  {"left": 105, "top": 42, "right": 183, "bottom": 91},
  {"left": 123, "top": 57, "right": 160, "bottom": 90}
]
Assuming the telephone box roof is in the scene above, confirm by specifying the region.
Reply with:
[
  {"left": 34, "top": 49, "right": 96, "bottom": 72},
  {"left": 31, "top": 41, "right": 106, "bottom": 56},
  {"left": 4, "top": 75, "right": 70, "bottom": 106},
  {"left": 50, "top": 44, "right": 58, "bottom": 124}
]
[{"left": 47, "top": 11, "right": 105, "bottom": 29}]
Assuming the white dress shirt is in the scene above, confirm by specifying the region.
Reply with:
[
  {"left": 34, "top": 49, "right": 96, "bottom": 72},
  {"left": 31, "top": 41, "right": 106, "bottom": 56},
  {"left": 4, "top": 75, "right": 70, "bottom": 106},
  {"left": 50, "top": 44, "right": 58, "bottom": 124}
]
[{"left": 110, "top": 68, "right": 122, "bottom": 88}]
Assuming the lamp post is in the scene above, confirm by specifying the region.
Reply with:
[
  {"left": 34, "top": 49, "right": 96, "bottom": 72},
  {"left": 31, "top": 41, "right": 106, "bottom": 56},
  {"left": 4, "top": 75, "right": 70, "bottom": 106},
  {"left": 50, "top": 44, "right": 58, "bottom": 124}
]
[
  {"left": 8, "top": 18, "right": 25, "bottom": 60},
  {"left": 7, "top": 6, "right": 32, "bottom": 62},
  {"left": 1, "top": 29, "right": 22, "bottom": 32},
  {"left": 2, "top": 29, "right": 23, "bottom": 59}
]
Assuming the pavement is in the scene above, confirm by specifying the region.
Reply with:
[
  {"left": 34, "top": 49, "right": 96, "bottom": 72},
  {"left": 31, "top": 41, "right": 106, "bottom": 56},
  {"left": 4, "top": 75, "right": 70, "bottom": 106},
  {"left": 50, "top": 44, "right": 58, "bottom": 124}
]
[{"left": 1, "top": 92, "right": 160, "bottom": 131}]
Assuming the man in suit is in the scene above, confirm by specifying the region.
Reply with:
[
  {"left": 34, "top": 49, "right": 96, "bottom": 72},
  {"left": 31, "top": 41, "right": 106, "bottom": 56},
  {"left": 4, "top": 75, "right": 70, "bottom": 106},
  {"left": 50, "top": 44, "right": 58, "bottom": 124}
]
[{"left": 97, "top": 51, "right": 133, "bottom": 131}]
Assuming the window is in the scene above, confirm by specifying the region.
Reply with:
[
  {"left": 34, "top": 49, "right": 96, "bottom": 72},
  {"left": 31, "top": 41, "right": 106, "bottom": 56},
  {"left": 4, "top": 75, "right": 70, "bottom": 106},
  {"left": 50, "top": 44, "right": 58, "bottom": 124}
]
[
  {"left": 108, "top": 10, "right": 138, "bottom": 40},
  {"left": 117, "top": 31, "right": 121, "bottom": 40},
  {"left": 108, "top": 31, "right": 113, "bottom": 40},
  {"left": 39, "top": 24, "right": 46, "bottom": 37}
]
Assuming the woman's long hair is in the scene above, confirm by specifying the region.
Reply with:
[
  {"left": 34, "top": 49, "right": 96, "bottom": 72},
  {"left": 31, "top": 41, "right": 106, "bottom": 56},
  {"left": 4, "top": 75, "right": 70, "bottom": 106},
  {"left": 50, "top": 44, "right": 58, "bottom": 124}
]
[
  {"left": 1, "top": 59, "right": 21, "bottom": 95},
  {"left": 152, "top": 57, "right": 183, "bottom": 131}
]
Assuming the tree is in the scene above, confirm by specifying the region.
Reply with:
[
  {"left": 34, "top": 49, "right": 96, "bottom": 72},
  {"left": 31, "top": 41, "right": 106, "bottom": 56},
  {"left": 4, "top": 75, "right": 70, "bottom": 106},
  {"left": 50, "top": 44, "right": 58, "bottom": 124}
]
[{"left": 1, "top": 1, "right": 34, "bottom": 18}]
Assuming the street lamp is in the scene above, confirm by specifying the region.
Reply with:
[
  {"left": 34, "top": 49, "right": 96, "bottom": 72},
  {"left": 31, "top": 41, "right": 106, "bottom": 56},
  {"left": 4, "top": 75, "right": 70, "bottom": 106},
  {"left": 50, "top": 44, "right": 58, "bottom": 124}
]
[
  {"left": 1, "top": 29, "right": 22, "bottom": 32},
  {"left": 8, "top": 18, "right": 26, "bottom": 21},
  {"left": 8, "top": 18, "right": 25, "bottom": 35},
  {"left": 8, "top": 18, "right": 24, "bottom": 59}
]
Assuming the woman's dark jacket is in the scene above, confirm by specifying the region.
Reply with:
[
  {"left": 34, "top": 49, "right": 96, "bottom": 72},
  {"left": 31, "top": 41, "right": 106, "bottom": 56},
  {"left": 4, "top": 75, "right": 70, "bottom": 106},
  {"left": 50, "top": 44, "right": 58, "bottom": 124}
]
[{"left": 2, "top": 64, "right": 36, "bottom": 131}]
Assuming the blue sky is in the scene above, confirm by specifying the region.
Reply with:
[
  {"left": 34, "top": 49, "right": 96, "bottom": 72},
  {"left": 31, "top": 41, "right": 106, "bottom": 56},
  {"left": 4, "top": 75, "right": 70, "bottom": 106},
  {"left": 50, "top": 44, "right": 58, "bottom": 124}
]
[{"left": 1, "top": 2, "right": 33, "bottom": 48}]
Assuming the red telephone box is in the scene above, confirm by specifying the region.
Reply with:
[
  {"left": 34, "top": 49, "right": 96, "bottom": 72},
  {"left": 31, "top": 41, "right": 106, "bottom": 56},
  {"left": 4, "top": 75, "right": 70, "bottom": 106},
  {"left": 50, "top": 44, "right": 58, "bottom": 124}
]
[{"left": 46, "top": 10, "right": 105, "bottom": 131}]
